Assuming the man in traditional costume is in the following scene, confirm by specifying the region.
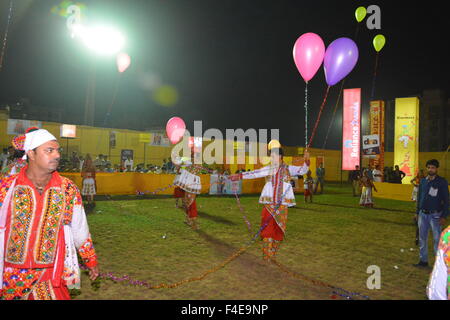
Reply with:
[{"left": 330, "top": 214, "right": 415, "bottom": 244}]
[
  {"left": 1, "top": 134, "right": 27, "bottom": 178},
  {"left": 173, "top": 153, "right": 202, "bottom": 230},
  {"left": 303, "top": 170, "right": 314, "bottom": 203},
  {"left": 172, "top": 157, "right": 186, "bottom": 209},
  {"left": 427, "top": 226, "right": 450, "bottom": 300},
  {"left": 359, "top": 169, "right": 377, "bottom": 208},
  {"left": 231, "top": 146, "right": 310, "bottom": 261},
  {"left": 0, "top": 129, "right": 99, "bottom": 300}
]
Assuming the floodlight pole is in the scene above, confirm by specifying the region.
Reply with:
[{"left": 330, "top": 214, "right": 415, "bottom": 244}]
[
  {"left": 84, "top": 58, "right": 97, "bottom": 126},
  {"left": 66, "top": 137, "right": 69, "bottom": 159}
]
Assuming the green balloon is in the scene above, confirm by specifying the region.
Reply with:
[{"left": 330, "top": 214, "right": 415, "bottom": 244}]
[
  {"left": 355, "top": 6, "right": 367, "bottom": 23},
  {"left": 373, "top": 34, "right": 386, "bottom": 52}
]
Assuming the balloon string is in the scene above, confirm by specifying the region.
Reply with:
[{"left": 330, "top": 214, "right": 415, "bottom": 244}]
[
  {"left": 370, "top": 52, "right": 379, "bottom": 101},
  {"left": 354, "top": 23, "right": 360, "bottom": 41},
  {"left": 304, "top": 82, "right": 308, "bottom": 148},
  {"left": 322, "top": 80, "right": 345, "bottom": 149},
  {"left": 307, "top": 86, "right": 330, "bottom": 149},
  {"left": 0, "top": 0, "right": 14, "bottom": 72}
]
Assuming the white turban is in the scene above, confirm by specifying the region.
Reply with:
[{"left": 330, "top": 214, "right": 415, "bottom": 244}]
[{"left": 22, "top": 129, "right": 57, "bottom": 160}]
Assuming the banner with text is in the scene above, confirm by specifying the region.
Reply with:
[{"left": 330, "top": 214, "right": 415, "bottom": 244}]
[
  {"left": 362, "top": 134, "right": 380, "bottom": 156},
  {"left": 342, "top": 88, "right": 361, "bottom": 170},
  {"left": 394, "top": 97, "right": 419, "bottom": 184},
  {"left": 7, "top": 119, "right": 42, "bottom": 135},
  {"left": 369, "top": 100, "right": 385, "bottom": 172}
]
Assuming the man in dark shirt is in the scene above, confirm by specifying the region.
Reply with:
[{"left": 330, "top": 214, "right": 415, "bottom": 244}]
[
  {"left": 414, "top": 159, "right": 449, "bottom": 268},
  {"left": 315, "top": 163, "right": 325, "bottom": 194},
  {"left": 392, "top": 165, "right": 406, "bottom": 184},
  {"left": 349, "top": 165, "right": 362, "bottom": 196}
]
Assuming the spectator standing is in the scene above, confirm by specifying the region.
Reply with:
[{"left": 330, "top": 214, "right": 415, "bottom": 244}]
[
  {"left": 414, "top": 159, "right": 449, "bottom": 268},
  {"left": 349, "top": 165, "right": 362, "bottom": 196},
  {"left": 392, "top": 165, "right": 406, "bottom": 184},
  {"left": 70, "top": 151, "right": 79, "bottom": 169},
  {"left": 304, "top": 170, "right": 314, "bottom": 203},
  {"left": 124, "top": 156, "right": 134, "bottom": 172},
  {"left": 315, "top": 163, "right": 325, "bottom": 194},
  {"left": 411, "top": 169, "right": 425, "bottom": 201},
  {"left": 94, "top": 154, "right": 103, "bottom": 167},
  {"left": 372, "top": 165, "right": 383, "bottom": 183},
  {"left": 0, "top": 148, "right": 9, "bottom": 171},
  {"left": 81, "top": 154, "right": 97, "bottom": 205},
  {"left": 367, "top": 164, "right": 374, "bottom": 181},
  {"left": 79, "top": 155, "right": 85, "bottom": 171},
  {"left": 412, "top": 169, "right": 426, "bottom": 246}
]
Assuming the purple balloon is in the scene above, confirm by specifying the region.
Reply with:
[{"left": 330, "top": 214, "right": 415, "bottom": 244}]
[{"left": 323, "top": 38, "right": 359, "bottom": 86}]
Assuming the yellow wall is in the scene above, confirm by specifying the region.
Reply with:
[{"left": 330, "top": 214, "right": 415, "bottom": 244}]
[
  {"left": 61, "top": 172, "right": 277, "bottom": 195},
  {"left": 0, "top": 119, "right": 172, "bottom": 166},
  {"left": 2, "top": 119, "right": 448, "bottom": 180},
  {"left": 373, "top": 182, "right": 450, "bottom": 202}
]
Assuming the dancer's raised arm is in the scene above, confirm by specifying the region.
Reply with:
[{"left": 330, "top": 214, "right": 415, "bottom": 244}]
[
  {"left": 229, "top": 166, "right": 271, "bottom": 181},
  {"left": 288, "top": 152, "right": 310, "bottom": 176}
]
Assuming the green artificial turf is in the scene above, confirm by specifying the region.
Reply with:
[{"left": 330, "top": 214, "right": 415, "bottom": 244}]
[{"left": 73, "top": 183, "right": 446, "bottom": 300}]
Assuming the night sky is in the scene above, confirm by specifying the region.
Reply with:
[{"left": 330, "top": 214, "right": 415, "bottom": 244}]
[{"left": 0, "top": 0, "right": 448, "bottom": 149}]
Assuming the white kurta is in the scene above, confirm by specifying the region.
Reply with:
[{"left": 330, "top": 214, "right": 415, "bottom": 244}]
[
  {"left": 242, "top": 164, "right": 309, "bottom": 207},
  {"left": 61, "top": 204, "right": 93, "bottom": 289},
  {"left": 427, "top": 247, "right": 449, "bottom": 300}
]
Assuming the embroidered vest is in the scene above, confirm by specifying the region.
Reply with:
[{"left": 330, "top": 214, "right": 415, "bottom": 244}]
[
  {"left": 2, "top": 174, "right": 81, "bottom": 267},
  {"left": 271, "top": 164, "right": 290, "bottom": 205}
]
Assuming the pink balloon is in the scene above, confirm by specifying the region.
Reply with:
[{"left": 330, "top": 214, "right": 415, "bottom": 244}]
[
  {"left": 116, "top": 52, "right": 131, "bottom": 73},
  {"left": 166, "top": 117, "right": 186, "bottom": 144},
  {"left": 293, "top": 33, "right": 325, "bottom": 83}
]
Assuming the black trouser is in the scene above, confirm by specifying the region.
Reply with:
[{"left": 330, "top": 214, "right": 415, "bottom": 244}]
[{"left": 315, "top": 178, "right": 324, "bottom": 193}]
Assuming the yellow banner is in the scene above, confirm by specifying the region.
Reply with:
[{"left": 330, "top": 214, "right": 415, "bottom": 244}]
[
  {"left": 394, "top": 98, "right": 419, "bottom": 184},
  {"left": 233, "top": 141, "right": 245, "bottom": 150},
  {"left": 139, "top": 133, "right": 151, "bottom": 143},
  {"left": 370, "top": 100, "right": 385, "bottom": 172}
]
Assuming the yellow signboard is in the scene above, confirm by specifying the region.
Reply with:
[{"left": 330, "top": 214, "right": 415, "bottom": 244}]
[
  {"left": 370, "top": 100, "right": 385, "bottom": 172},
  {"left": 139, "top": 133, "right": 151, "bottom": 143},
  {"left": 394, "top": 97, "right": 419, "bottom": 184}
]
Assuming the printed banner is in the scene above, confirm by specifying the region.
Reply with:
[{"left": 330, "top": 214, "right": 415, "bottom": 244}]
[
  {"left": 150, "top": 132, "right": 170, "bottom": 146},
  {"left": 139, "top": 133, "right": 151, "bottom": 143},
  {"left": 362, "top": 134, "right": 380, "bottom": 156},
  {"left": 394, "top": 97, "right": 419, "bottom": 184},
  {"left": 369, "top": 100, "right": 385, "bottom": 172},
  {"left": 109, "top": 131, "right": 116, "bottom": 149},
  {"left": 342, "top": 88, "right": 361, "bottom": 170},
  {"left": 209, "top": 174, "right": 226, "bottom": 195},
  {"left": 7, "top": 119, "right": 42, "bottom": 135},
  {"left": 223, "top": 178, "right": 242, "bottom": 195},
  {"left": 121, "top": 149, "right": 134, "bottom": 161},
  {"left": 60, "top": 124, "right": 76, "bottom": 138}
]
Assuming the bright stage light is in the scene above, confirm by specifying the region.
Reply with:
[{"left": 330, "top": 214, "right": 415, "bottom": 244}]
[{"left": 74, "top": 25, "right": 126, "bottom": 55}]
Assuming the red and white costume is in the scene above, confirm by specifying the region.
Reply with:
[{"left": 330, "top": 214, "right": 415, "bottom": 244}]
[
  {"left": 0, "top": 167, "right": 97, "bottom": 300},
  {"left": 241, "top": 162, "right": 309, "bottom": 259}
]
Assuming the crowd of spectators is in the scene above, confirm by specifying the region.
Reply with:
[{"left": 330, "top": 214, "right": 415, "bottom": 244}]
[{"left": 57, "top": 152, "right": 216, "bottom": 174}]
